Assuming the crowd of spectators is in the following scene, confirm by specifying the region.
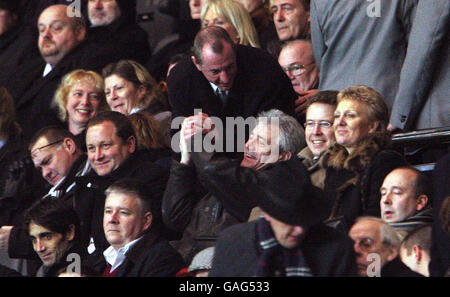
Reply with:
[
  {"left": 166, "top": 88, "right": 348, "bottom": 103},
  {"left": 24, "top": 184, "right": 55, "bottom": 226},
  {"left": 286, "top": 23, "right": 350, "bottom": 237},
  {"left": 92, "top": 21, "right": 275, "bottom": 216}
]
[{"left": 0, "top": 0, "right": 448, "bottom": 278}]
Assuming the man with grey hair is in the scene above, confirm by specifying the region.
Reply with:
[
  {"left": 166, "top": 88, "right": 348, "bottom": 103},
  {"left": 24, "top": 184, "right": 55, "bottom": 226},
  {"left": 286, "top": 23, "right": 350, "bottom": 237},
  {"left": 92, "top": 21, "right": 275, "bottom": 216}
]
[
  {"left": 162, "top": 109, "right": 306, "bottom": 264},
  {"left": 5, "top": 4, "right": 122, "bottom": 141},
  {"left": 349, "top": 216, "right": 422, "bottom": 277}
]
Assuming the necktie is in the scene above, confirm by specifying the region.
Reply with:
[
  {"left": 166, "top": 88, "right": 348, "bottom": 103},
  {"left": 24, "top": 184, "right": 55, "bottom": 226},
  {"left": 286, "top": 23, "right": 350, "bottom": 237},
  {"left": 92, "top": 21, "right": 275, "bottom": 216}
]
[{"left": 216, "top": 88, "right": 228, "bottom": 104}]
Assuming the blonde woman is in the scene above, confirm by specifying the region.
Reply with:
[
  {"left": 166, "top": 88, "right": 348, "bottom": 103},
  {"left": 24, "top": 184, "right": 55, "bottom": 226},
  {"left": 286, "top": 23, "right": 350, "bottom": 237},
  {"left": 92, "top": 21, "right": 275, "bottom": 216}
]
[
  {"left": 201, "top": 0, "right": 260, "bottom": 48},
  {"left": 53, "top": 69, "right": 108, "bottom": 136}
]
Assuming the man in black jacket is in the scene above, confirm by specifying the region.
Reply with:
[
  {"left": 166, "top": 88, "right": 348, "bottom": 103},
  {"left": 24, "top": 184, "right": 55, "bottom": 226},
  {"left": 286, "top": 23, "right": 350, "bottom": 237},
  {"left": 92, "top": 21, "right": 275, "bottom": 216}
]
[
  {"left": 0, "top": 126, "right": 90, "bottom": 276},
  {"left": 5, "top": 4, "right": 123, "bottom": 142},
  {"left": 86, "top": 0, "right": 151, "bottom": 65},
  {"left": 167, "top": 26, "right": 296, "bottom": 156},
  {"left": 0, "top": 0, "right": 40, "bottom": 86},
  {"left": 80, "top": 111, "right": 168, "bottom": 255},
  {"left": 349, "top": 216, "right": 422, "bottom": 277},
  {"left": 163, "top": 109, "right": 307, "bottom": 265},
  {"left": 90, "top": 178, "right": 184, "bottom": 277},
  {"left": 209, "top": 130, "right": 357, "bottom": 276},
  {"left": 25, "top": 198, "right": 89, "bottom": 277}
]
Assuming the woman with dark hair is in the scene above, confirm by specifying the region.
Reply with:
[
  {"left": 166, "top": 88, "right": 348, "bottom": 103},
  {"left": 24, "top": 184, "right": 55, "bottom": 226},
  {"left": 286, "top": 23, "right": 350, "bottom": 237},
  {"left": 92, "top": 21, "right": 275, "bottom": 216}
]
[
  {"left": 320, "top": 85, "right": 408, "bottom": 232},
  {"left": 103, "top": 60, "right": 171, "bottom": 118},
  {"left": 128, "top": 112, "right": 172, "bottom": 169},
  {"left": 103, "top": 60, "right": 172, "bottom": 144},
  {"left": 0, "top": 87, "right": 26, "bottom": 195}
]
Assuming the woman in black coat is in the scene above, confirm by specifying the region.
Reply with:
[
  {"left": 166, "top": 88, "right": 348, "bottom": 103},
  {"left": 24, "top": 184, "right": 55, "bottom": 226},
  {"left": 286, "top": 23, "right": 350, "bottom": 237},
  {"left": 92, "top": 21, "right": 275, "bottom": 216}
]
[{"left": 320, "top": 85, "right": 407, "bottom": 232}]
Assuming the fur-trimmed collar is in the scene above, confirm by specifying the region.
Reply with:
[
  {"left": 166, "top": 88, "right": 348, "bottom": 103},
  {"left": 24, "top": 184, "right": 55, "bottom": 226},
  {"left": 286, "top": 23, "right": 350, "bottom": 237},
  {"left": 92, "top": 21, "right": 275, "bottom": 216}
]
[{"left": 324, "top": 136, "right": 385, "bottom": 172}]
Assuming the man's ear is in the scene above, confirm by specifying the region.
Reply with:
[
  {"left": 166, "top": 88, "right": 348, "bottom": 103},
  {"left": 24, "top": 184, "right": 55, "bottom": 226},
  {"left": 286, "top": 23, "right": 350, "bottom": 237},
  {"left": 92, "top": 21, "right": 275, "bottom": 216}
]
[
  {"left": 192, "top": 56, "right": 202, "bottom": 71},
  {"left": 413, "top": 245, "right": 422, "bottom": 263},
  {"left": 76, "top": 26, "right": 86, "bottom": 42},
  {"left": 126, "top": 136, "right": 136, "bottom": 154},
  {"left": 415, "top": 194, "right": 428, "bottom": 211},
  {"left": 142, "top": 212, "right": 152, "bottom": 232},
  {"left": 278, "top": 151, "right": 292, "bottom": 162},
  {"left": 66, "top": 224, "right": 76, "bottom": 242},
  {"left": 63, "top": 138, "right": 77, "bottom": 154},
  {"left": 386, "top": 246, "right": 398, "bottom": 262}
]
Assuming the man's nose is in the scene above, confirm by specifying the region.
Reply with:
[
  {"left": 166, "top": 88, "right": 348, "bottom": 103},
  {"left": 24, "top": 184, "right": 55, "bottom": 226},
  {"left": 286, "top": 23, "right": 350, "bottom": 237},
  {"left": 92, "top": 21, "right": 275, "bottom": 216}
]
[
  {"left": 382, "top": 193, "right": 392, "bottom": 205},
  {"left": 94, "top": 0, "right": 103, "bottom": 9},
  {"left": 35, "top": 239, "right": 46, "bottom": 252},
  {"left": 312, "top": 124, "right": 323, "bottom": 135},
  {"left": 42, "top": 167, "right": 52, "bottom": 180},
  {"left": 275, "top": 9, "right": 285, "bottom": 22}
]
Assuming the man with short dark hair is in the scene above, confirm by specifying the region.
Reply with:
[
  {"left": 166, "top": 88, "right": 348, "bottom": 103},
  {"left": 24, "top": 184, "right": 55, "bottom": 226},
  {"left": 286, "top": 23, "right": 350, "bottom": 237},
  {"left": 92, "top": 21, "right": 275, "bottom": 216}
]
[
  {"left": 296, "top": 90, "right": 337, "bottom": 188},
  {"left": 90, "top": 178, "right": 184, "bottom": 277},
  {"left": 25, "top": 198, "right": 87, "bottom": 277},
  {"left": 380, "top": 167, "right": 433, "bottom": 238},
  {"left": 271, "top": 0, "right": 310, "bottom": 42},
  {"left": 400, "top": 225, "right": 432, "bottom": 277},
  {"left": 0, "top": 126, "right": 91, "bottom": 276},
  {"left": 78, "top": 111, "right": 168, "bottom": 255}
]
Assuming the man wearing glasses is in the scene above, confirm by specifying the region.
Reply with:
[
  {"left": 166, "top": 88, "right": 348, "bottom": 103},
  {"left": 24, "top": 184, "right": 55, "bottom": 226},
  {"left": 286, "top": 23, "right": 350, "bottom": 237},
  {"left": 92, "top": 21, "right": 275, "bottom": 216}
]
[
  {"left": 278, "top": 39, "right": 320, "bottom": 122},
  {"left": 349, "top": 216, "right": 422, "bottom": 277},
  {"left": 0, "top": 126, "right": 90, "bottom": 276},
  {"left": 296, "top": 90, "right": 337, "bottom": 188}
]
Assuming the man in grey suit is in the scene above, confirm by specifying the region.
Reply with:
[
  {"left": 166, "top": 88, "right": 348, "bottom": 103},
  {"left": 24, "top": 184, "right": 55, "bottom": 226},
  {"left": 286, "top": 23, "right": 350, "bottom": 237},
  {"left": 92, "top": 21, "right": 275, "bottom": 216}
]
[
  {"left": 388, "top": 0, "right": 449, "bottom": 132},
  {"left": 310, "top": 0, "right": 417, "bottom": 111}
]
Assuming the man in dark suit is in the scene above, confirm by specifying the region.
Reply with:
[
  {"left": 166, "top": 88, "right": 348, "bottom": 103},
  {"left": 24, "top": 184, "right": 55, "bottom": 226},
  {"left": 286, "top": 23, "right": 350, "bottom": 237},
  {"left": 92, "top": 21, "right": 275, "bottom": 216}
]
[
  {"left": 90, "top": 178, "right": 184, "bottom": 277},
  {"left": 86, "top": 0, "right": 151, "bottom": 65},
  {"left": 5, "top": 4, "right": 122, "bottom": 142},
  {"left": 78, "top": 111, "right": 169, "bottom": 255},
  {"left": 167, "top": 26, "right": 296, "bottom": 155},
  {"left": 0, "top": 0, "right": 40, "bottom": 86},
  {"left": 209, "top": 149, "right": 357, "bottom": 277}
]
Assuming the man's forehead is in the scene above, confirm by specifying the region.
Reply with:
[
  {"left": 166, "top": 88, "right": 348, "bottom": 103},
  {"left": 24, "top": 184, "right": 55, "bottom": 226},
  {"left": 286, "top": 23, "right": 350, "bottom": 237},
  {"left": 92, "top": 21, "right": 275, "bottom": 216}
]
[
  {"left": 350, "top": 220, "right": 380, "bottom": 238},
  {"left": 201, "top": 43, "right": 235, "bottom": 67},
  {"left": 273, "top": 0, "right": 302, "bottom": 7},
  {"left": 38, "top": 6, "right": 69, "bottom": 25},
  {"left": 31, "top": 137, "right": 52, "bottom": 159},
  {"left": 29, "top": 221, "right": 53, "bottom": 235}
]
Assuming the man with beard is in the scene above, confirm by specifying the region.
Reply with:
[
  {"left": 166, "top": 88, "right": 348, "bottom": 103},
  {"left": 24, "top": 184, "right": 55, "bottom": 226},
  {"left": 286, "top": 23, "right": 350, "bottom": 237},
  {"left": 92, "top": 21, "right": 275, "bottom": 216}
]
[{"left": 86, "top": 0, "right": 151, "bottom": 65}]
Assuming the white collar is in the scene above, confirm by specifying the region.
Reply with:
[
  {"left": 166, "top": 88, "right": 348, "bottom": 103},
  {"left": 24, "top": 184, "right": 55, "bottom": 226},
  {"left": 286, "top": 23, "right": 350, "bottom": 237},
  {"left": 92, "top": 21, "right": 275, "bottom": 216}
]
[
  {"left": 43, "top": 63, "right": 52, "bottom": 77},
  {"left": 103, "top": 237, "right": 143, "bottom": 272},
  {"left": 0, "top": 138, "right": 6, "bottom": 150}
]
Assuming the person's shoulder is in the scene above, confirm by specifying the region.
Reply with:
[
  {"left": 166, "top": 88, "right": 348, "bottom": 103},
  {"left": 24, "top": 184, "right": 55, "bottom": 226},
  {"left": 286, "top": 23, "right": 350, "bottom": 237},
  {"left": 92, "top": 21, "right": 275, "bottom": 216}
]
[
  {"left": 220, "top": 221, "right": 256, "bottom": 239},
  {"left": 371, "top": 148, "right": 407, "bottom": 167},
  {"left": 305, "top": 224, "right": 353, "bottom": 248},
  {"left": 237, "top": 44, "right": 278, "bottom": 65}
]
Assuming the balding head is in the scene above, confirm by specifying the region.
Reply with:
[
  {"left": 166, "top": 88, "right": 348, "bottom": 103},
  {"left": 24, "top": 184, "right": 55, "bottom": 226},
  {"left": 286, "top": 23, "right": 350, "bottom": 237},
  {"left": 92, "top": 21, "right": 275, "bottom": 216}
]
[
  {"left": 278, "top": 39, "right": 319, "bottom": 93},
  {"left": 380, "top": 167, "right": 430, "bottom": 223},
  {"left": 38, "top": 5, "right": 86, "bottom": 66}
]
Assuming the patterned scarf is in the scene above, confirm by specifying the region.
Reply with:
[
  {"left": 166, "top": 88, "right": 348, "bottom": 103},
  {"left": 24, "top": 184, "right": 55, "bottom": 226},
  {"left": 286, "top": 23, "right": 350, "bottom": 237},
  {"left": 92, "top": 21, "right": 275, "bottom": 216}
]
[{"left": 255, "top": 217, "right": 313, "bottom": 277}]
